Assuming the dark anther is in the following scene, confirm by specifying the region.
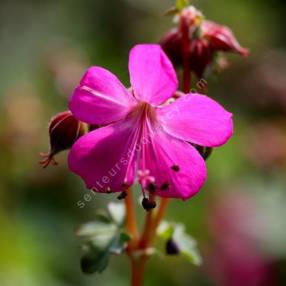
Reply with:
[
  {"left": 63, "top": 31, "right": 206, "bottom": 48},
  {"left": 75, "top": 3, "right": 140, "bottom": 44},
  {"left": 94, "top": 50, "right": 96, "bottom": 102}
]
[
  {"left": 147, "top": 182, "right": 157, "bottom": 193},
  {"left": 171, "top": 165, "right": 180, "bottom": 172},
  {"left": 166, "top": 239, "right": 180, "bottom": 255},
  {"left": 117, "top": 191, "right": 127, "bottom": 200},
  {"left": 160, "top": 182, "right": 170, "bottom": 191},
  {"left": 142, "top": 198, "right": 157, "bottom": 211},
  {"left": 105, "top": 187, "right": 112, "bottom": 194}
]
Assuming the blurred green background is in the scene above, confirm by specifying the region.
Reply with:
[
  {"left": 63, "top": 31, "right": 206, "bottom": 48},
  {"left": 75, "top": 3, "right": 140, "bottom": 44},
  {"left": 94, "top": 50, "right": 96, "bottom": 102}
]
[{"left": 0, "top": 0, "right": 286, "bottom": 285}]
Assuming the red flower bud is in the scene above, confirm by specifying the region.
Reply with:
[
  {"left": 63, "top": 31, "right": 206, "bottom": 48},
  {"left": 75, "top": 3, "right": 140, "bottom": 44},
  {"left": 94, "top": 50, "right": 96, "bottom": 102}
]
[
  {"left": 160, "top": 7, "right": 248, "bottom": 78},
  {"left": 40, "top": 110, "right": 87, "bottom": 168},
  {"left": 201, "top": 20, "right": 249, "bottom": 57},
  {"left": 189, "top": 38, "right": 213, "bottom": 78},
  {"left": 160, "top": 31, "right": 212, "bottom": 78},
  {"left": 160, "top": 28, "right": 182, "bottom": 67}
]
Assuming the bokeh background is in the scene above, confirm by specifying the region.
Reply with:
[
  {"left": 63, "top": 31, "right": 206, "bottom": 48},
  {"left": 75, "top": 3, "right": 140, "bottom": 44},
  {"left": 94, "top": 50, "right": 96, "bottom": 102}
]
[{"left": 0, "top": 0, "right": 286, "bottom": 285}]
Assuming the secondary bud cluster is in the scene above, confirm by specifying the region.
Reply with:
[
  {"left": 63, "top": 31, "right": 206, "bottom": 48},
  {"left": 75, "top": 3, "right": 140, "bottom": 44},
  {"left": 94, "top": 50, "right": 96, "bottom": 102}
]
[{"left": 160, "top": 5, "right": 249, "bottom": 78}]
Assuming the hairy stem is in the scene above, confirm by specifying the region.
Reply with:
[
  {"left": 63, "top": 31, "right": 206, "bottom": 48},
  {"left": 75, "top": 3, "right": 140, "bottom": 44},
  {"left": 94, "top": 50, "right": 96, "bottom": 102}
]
[
  {"left": 130, "top": 256, "right": 148, "bottom": 286},
  {"left": 153, "top": 198, "right": 169, "bottom": 232},
  {"left": 125, "top": 188, "right": 139, "bottom": 250},
  {"left": 181, "top": 16, "right": 191, "bottom": 93},
  {"left": 129, "top": 198, "right": 170, "bottom": 286}
]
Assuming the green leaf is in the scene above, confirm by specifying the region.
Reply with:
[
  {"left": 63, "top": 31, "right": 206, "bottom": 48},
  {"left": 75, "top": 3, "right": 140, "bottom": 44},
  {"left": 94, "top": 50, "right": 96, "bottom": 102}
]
[
  {"left": 80, "top": 229, "right": 131, "bottom": 274},
  {"left": 173, "top": 224, "right": 202, "bottom": 266},
  {"left": 176, "top": 0, "right": 189, "bottom": 11},
  {"left": 76, "top": 203, "right": 129, "bottom": 274},
  {"left": 157, "top": 221, "right": 202, "bottom": 266},
  {"left": 76, "top": 202, "right": 129, "bottom": 274},
  {"left": 95, "top": 210, "right": 112, "bottom": 223},
  {"left": 109, "top": 231, "right": 131, "bottom": 255},
  {"left": 81, "top": 244, "right": 110, "bottom": 274},
  {"left": 78, "top": 227, "right": 113, "bottom": 274},
  {"left": 157, "top": 221, "right": 175, "bottom": 239},
  {"left": 107, "top": 202, "right": 126, "bottom": 225},
  {"left": 76, "top": 221, "right": 117, "bottom": 241}
]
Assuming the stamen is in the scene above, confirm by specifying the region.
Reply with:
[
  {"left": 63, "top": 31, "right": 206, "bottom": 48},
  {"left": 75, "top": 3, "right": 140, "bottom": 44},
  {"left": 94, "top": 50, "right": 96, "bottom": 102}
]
[
  {"left": 160, "top": 182, "right": 170, "bottom": 191},
  {"left": 147, "top": 182, "right": 157, "bottom": 193},
  {"left": 138, "top": 169, "right": 155, "bottom": 189},
  {"left": 171, "top": 165, "right": 180, "bottom": 172},
  {"left": 141, "top": 197, "right": 157, "bottom": 211}
]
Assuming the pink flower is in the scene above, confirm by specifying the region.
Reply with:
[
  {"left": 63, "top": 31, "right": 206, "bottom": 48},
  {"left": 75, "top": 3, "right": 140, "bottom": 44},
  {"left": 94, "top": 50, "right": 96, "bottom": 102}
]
[{"left": 68, "top": 44, "right": 233, "bottom": 200}]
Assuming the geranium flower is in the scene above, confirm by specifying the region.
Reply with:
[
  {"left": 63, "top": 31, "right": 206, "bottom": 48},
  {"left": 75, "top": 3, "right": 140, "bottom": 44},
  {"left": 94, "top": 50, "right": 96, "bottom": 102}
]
[{"left": 68, "top": 44, "right": 233, "bottom": 200}]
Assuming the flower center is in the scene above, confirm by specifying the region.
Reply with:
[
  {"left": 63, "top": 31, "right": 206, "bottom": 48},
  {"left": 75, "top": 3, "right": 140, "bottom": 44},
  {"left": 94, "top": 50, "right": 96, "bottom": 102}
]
[{"left": 127, "top": 101, "right": 157, "bottom": 124}]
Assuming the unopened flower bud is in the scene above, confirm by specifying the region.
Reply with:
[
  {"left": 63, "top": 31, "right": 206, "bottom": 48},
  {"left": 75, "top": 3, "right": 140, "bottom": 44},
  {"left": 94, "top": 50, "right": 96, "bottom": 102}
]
[
  {"left": 160, "top": 28, "right": 213, "bottom": 78},
  {"left": 160, "top": 6, "right": 248, "bottom": 78},
  {"left": 40, "top": 110, "right": 87, "bottom": 168},
  {"left": 201, "top": 20, "right": 249, "bottom": 57},
  {"left": 160, "top": 28, "right": 182, "bottom": 67},
  {"left": 189, "top": 38, "right": 212, "bottom": 78}
]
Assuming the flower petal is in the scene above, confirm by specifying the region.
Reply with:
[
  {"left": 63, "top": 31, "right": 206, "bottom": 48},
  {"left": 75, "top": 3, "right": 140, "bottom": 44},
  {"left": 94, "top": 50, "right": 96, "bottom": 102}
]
[
  {"left": 68, "top": 120, "right": 139, "bottom": 192},
  {"left": 129, "top": 44, "right": 178, "bottom": 105},
  {"left": 139, "top": 129, "right": 207, "bottom": 200},
  {"left": 157, "top": 93, "right": 233, "bottom": 147},
  {"left": 69, "top": 67, "right": 135, "bottom": 125}
]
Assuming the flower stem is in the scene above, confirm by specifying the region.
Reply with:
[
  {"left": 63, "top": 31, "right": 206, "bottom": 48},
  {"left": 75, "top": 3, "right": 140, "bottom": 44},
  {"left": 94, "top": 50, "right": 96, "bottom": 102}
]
[
  {"left": 153, "top": 198, "right": 169, "bottom": 231},
  {"left": 130, "top": 256, "right": 147, "bottom": 286},
  {"left": 130, "top": 198, "right": 169, "bottom": 286},
  {"left": 126, "top": 15, "right": 191, "bottom": 283},
  {"left": 181, "top": 16, "right": 191, "bottom": 93},
  {"left": 125, "top": 188, "right": 139, "bottom": 250}
]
